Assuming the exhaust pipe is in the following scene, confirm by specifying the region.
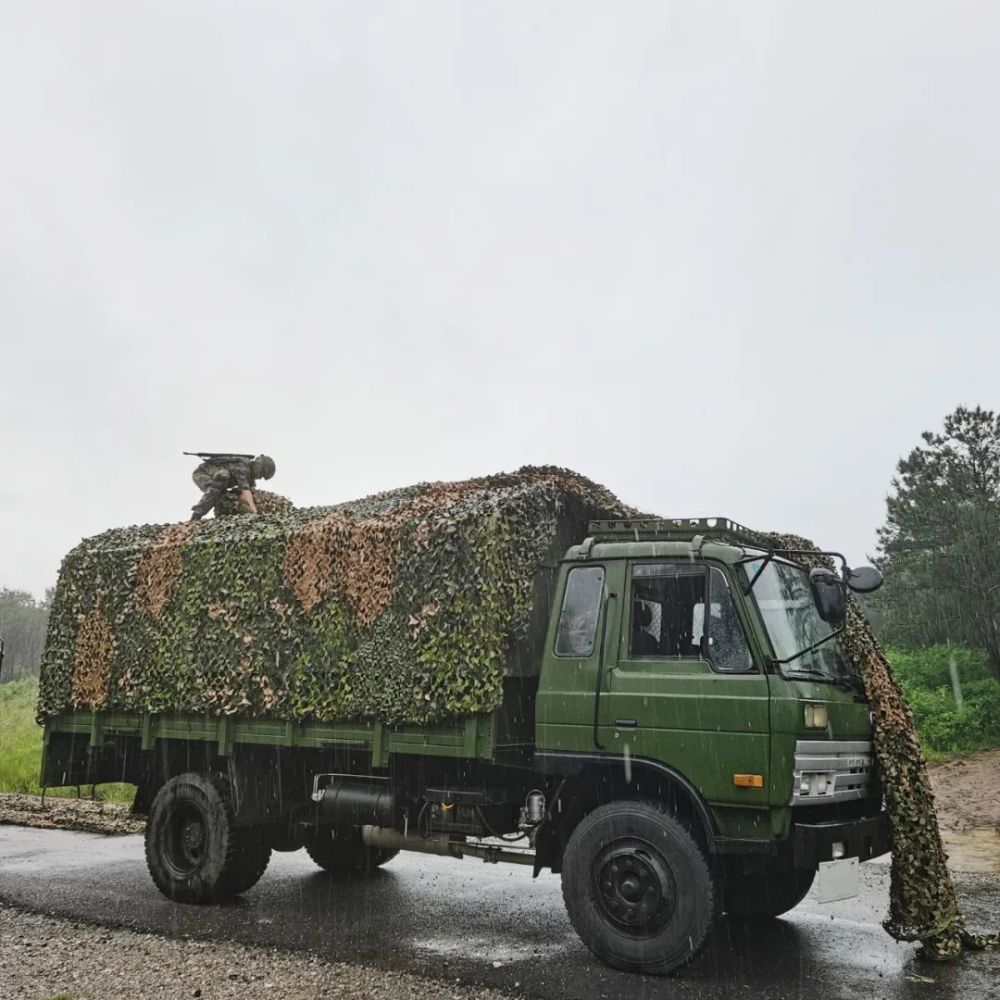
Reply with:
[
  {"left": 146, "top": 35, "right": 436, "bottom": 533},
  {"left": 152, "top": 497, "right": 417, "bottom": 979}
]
[{"left": 361, "top": 826, "right": 534, "bottom": 866}]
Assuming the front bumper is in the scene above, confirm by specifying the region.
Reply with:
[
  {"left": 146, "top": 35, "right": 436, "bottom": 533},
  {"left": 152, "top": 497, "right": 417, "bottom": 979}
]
[{"left": 791, "top": 811, "right": 890, "bottom": 868}]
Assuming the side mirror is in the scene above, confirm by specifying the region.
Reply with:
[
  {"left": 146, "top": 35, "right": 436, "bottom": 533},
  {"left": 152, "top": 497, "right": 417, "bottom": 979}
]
[
  {"left": 845, "top": 565, "right": 883, "bottom": 594},
  {"left": 809, "top": 568, "right": 846, "bottom": 625}
]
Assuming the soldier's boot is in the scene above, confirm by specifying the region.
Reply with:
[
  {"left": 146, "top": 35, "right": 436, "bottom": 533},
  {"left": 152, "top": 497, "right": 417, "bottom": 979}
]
[{"left": 190, "top": 488, "right": 222, "bottom": 522}]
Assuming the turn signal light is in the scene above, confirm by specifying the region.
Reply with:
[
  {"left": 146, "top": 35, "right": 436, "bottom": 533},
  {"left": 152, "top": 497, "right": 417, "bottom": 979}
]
[{"left": 733, "top": 774, "right": 764, "bottom": 788}]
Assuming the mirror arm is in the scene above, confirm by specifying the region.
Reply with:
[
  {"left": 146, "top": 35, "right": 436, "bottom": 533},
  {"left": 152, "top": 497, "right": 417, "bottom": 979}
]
[
  {"left": 740, "top": 549, "right": 850, "bottom": 593},
  {"left": 769, "top": 548, "right": 848, "bottom": 575},
  {"left": 741, "top": 553, "right": 774, "bottom": 594}
]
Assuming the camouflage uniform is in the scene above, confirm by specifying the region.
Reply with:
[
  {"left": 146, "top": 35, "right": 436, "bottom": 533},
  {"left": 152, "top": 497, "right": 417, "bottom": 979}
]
[{"left": 191, "top": 460, "right": 256, "bottom": 519}]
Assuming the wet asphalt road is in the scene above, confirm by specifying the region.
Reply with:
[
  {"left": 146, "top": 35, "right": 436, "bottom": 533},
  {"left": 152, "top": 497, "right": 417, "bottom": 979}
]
[{"left": 1, "top": 825, "right": 997, "bottom": 1000}]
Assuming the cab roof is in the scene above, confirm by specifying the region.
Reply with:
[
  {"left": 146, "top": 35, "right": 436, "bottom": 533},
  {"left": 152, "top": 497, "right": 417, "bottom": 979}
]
[{"left": 564, "top": 517, "right": 768, "bottom": 566}]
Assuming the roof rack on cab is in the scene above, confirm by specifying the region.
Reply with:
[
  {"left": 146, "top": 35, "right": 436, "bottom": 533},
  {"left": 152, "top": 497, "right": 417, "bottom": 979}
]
[{"left": 585, "top": 517, "right": 763, "bottom": 548}]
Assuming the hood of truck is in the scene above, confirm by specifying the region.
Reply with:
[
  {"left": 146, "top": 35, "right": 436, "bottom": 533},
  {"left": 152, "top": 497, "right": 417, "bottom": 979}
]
[
  {"left": 770, "top": 675, "right": 873, "bottom": 739},
  {"left": 767, "top": 675, "right": 874, "bottom": 806}
]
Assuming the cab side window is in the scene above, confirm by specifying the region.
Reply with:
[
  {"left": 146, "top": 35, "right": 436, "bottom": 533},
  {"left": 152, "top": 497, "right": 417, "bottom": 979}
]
[
  {"left": 629, "top": 564, "right": 754, "bottom": 672},
  {"left": 630, "top": 564, "right": 706, "bottom": 658},
  {"left": 555, "top": 566, "right": 605, "bottom": 656}
]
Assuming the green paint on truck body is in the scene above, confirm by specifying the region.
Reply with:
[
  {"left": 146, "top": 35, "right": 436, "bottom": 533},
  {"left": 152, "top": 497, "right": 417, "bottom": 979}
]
[
  {"left": 43, "top": 708, "right": 498, "bottom": 769},
  {"left": 534, "top": 531, "right": 877, "bottom": 842}
]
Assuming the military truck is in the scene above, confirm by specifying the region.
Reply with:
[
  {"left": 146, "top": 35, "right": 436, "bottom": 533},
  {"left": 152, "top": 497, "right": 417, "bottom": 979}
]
[{"left": 38, "top": 516, "right": 889, "bottom": 975}]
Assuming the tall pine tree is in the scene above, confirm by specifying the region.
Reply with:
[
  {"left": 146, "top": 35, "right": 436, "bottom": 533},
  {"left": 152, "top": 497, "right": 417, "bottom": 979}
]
[{"left": 876, "top": 405, "right": 1000, "bottom": 680}]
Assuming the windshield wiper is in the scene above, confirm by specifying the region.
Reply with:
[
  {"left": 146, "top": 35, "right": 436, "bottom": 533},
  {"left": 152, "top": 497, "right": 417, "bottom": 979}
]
[
  {"left": 782, "top": 668, "right": 834, "bottom": 683},
  {"left": 832, "top": 672, "right": 867, "bottom": 700},
  {"left": 781, "top": 666, "right": 866, "bottom": 701},
  {"left": 773, "top": 626, "right": 868, "bottom": 699},
  {"left": 772, "top": 627, "right": 843, "bottom": 667}
]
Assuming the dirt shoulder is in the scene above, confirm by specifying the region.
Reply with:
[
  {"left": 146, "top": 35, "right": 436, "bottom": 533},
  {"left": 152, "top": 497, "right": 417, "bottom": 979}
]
[
  {"left": 0, "top": 792, "right": 144, "bottom": 836},
  {"left": 0, "top": 902, "right": 518, "bottom": 1000},
  {"left": 927, "top": 749, "right": 1000, "bottom": 833}
]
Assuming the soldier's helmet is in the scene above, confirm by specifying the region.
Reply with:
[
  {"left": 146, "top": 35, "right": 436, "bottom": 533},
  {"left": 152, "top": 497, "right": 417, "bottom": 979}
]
[{"left": 253, "top": 455, "right": 276, "bottom": 480}]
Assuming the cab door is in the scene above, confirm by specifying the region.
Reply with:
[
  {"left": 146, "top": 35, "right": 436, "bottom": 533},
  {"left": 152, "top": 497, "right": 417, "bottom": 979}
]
[
  {"left": 599, "top": 561, "right": 771, "bottom": 808},
  {"left": 536, "top": 560, "right": 626, "bottom": 753}
]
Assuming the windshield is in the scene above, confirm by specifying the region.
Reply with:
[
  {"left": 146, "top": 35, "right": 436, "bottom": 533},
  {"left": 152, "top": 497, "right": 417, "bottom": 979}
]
[{"left": 742, "top": 557, "right": 854, "bottom": 681}]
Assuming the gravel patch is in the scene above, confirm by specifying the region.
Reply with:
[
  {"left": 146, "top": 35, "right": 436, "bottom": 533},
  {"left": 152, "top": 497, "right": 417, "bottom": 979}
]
[
  {"left": 0, "top": 902, "right": 521, "bottom": 1000},
  {"left": 0, "top": 793, "right": 144, "bottom": 836}
]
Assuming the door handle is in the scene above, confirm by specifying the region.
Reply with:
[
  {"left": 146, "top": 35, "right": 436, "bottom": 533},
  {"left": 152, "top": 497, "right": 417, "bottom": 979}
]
[{"left": 614, "top": 719, "right": 637, "bottom": 729}]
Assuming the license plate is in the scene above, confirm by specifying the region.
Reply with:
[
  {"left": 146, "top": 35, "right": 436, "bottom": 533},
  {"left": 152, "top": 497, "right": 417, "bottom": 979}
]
[{"left": 817, "top": 857, "right": 859, "bottom": 903}]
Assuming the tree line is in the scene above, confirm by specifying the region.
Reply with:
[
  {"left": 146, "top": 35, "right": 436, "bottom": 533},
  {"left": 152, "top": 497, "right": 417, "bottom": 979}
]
[
  {"left": 0, "top": 589, "right": 50, "bottom": 682},
  {"left": 875, "top": 405, "right": 1000, "bottom": 681}
]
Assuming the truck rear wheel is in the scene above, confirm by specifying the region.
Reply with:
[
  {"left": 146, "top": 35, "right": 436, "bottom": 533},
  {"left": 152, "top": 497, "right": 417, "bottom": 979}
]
[
  {"left": 561, "top": 800, "right": 718, "bottom": 975},
  {"left": 722, "top": 865, "right": 815, "bottom": 918},
  {"left": 305, "top": 828, "right": 398, "bottom": 875},
  {"left": 145, "top": 772, "right": 272, "bottom": 903}
]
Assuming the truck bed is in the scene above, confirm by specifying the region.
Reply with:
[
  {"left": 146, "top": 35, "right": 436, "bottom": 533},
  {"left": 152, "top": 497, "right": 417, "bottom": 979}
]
[
  {"left": 40, "top": 677, "right": 538, "bottom": 787},
  {"left": 44, "top": 708, "right": 496, "bottom": 765}
]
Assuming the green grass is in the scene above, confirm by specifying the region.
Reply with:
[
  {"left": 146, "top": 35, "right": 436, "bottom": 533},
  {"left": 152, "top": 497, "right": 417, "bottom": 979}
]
[
  {"left": 0, "top": 678, "right": 134, "bottom": 803},
  {"left": 886, "top": 645, "right": 1000, "bottom": 759}
]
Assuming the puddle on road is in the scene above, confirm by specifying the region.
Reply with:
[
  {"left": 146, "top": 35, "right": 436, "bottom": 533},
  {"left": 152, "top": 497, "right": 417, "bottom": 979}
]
[
  {"left": 942, "top": 829, "right": 1000, "bottom": 874},
  {"left": 414, "top": 934, "right": 569, "bottom": 964}
]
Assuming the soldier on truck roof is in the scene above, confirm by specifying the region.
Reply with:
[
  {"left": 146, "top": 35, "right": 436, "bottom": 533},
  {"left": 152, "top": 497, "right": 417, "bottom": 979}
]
[{"left": 189, "top": 453, "right": 276, "bottom": 521}]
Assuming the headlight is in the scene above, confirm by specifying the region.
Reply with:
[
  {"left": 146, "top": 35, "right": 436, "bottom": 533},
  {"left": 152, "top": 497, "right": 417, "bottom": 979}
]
[{"left": 804, "top": 703, "right": 829, "bottom": 729}]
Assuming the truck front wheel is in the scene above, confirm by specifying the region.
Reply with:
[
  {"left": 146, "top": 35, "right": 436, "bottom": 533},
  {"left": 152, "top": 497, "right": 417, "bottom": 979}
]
[
  {"left": 145, "top": 772, "right": 272, "bottom": 903},
  {"left": 561, "top": 801, "right": 719, "bottom": 975},
  {"left": 305, "top": 828, "right": 398, "bottom": 875},
  {"left": 722, "top": 865, "right": 815, "bottom": 918}
]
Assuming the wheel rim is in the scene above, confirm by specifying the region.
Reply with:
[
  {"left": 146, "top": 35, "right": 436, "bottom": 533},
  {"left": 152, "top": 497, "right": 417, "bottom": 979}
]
[
  {"left": 593, "top": 837, "right": 676, "bottom": 936},
  {"left": 163, "top": 801, "right": 209, "bottom": 877}
]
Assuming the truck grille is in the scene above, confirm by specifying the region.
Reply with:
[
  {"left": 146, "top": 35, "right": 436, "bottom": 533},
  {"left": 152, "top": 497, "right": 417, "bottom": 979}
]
[{"left": 791, "top": 740, "right": 874, "bottom": 805}]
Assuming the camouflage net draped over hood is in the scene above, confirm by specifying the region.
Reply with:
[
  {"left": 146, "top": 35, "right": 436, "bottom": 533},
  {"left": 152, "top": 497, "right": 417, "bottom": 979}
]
[
  {"left": 754, "top": 531, "right": 997, "bottom": 961},
  {"left": 38, "top": 467, "right": 630, "bottom": 727}
]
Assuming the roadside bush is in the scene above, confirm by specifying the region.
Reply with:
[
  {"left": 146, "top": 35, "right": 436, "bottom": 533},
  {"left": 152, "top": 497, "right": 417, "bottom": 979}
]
[
  {"left": 886, "top": 645, "right": 1000, "bottom": 756},
  {"left": 887, "top": 645, "right": 991, "bottom": 691}
]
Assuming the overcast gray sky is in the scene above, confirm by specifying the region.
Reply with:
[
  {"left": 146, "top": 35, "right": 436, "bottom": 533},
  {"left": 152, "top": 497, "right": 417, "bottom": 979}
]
[{"left": 2, "top": 2, "right": 998, "bottom": 599}]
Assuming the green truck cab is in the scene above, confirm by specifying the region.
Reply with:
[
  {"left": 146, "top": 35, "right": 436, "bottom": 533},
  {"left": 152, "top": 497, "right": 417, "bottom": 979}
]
[{"left": 39, "top": 516, "right": 889, "bottom": 976}]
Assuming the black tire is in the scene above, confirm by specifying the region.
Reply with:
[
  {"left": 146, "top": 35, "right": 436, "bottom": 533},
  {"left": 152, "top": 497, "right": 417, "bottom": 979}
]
[
  {"left": 723, "top": 865, "right": 815, "bottom": 919},
  {"left": 145, "top": 772, "right": 272, "bottom": 903},
  {"left": 561, "top": 801, "right": 719, "bottom": 975},
  {"left": 304, "top": 828, "right": 399, "bottom": 875}
]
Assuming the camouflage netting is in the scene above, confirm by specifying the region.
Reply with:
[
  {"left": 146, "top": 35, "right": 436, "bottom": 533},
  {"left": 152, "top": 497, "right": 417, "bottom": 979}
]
[
  {"left": 755, "top": 531, "right": 998, "bottom": 962},
  {"left": 38, "top": 467, "right": 631, "bottom": 727},
  {"left": 214, "top": 489, "right": 295, "bottom": 517}
]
